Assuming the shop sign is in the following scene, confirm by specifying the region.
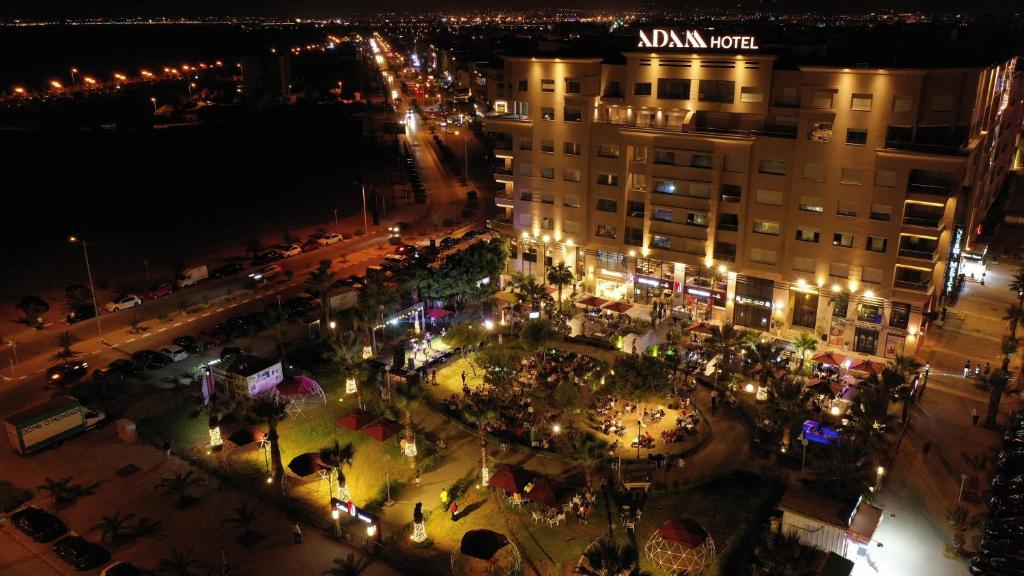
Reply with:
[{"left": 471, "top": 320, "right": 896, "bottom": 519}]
[
  {"left": 828, "top": 323, "right": 846, "bottom": 347},
  {"left": 944, "top": 225, "right": 965, "bottom": 296},
  {"left": 685, "top": 286, "right": 726, "bottom": 305},
  {"left": 735, "top": 295, "right": 771, "bottom": 308},
  {"left": 883, "top": 333, "right": 905, "bottom": 359},
  {"left": 635, "top": 275, "right": 672, "bottom": 290},
  {"left": 637, "top": 29, "right": 760, "bottom": 51}
]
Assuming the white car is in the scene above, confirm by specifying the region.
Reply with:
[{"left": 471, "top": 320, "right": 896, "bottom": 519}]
[
  {"left": 105, "top": 294, "right": 142, "bottom": 312},
  {"left": 318, "top": 232, "right": 343, "bottom": 246},
  {"left": 84, "top": 409, "right": 107, "bottom": 431},
  {"left": 159, "top": 346, "right": 189, "bottom": 362},
  {"left": 250, "top": 264, "right": 282, "bottom": 281},
  {"left": 279, "top": 244, "right": 302, "bottom": 258}
]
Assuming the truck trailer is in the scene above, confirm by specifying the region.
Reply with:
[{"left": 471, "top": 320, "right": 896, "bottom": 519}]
[{"left": 4, "top": 396, "right": 88, "bottom": 456}]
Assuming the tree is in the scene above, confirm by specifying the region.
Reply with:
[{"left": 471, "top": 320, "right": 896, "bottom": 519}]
[
  {"left": 37, "top": 476, "right": 98, "bottom": 509},
  {"left": 159, "top": 547, "right": 202, "bottom": 576},
  {"left": 847, "top": 384, "right": 894, "bottom": 463},
  {"left": 706, "top": 323, "right": 747, "bottom": 385},
  {"left": 307, "top": 259, "right": 337, "bottom": 338},
  {"left": 91, "top": 510, "right": 136, "bottom": 545},
  {"left": 476, "top": 346, "right": 525, "bottom": 391},
  {"left": 444, "top": 323, "right": 485, "bottom": 374},
  {"left": 392, "top": 380, "right": 423, "bottom": 468},
  {"left": 606, "top": 354, "right": 671, "bottom": 404},
  {"left": 319, "top": 439, "right": 356, "bottom": 497},
  {"left": 324, "top": 331, "right": 370, "bottom": 407},
  {"left": 546, "top": 262, "right": 574, "bottom": 305},
  {"left": 1009, "top": 268, "right": 1024, "bottom": 306},
  {"left": 757, "top": 529, "right": 817, "bottom": 576},
  {"left": 251, "top": 395, "right": 288, "bottom": 488},
  {"left": 1005, "top": 305, "right": 1024, "bottom": 339},
  {"left": 244, "top": 239, "right": 264, "bottom": 260},
  {"left": 570, "top": 432, "right": 607, "bottom": 493},
  {"left": 767, "top": 376, "right": 805, "bottom": 450},
  {"left": 322, "top": 553, "right": 373, "bottom": 576},
  {"left": 1000, "top": 337, "right": 1018, "bottom": 373},
  {"left": 507, "top": 271, "right": 545, "bottom": 307},
  {"left": 16, "top": 294, "right": 48, "bottom": 328},
  {"left": 807, "top": 441, "right": 869, "bottom": 502},
  {"left": 985, "top": 369, "right": 1010, "bottom": 428},
  {"left": 519, "top": 319, "right": 557, "bottom": 349},
  {"left": 792, "top": 332, "right": 818, "bottom": 370},
  {"left": 155, "top": 470, "right": 206, "bottom": 509},
  {"left": 575, "top": 537, "right": 650, "bottom": 576},
  {"left": 464, "top": 397, "right": 498, "bottom": 481},
  {"left": 51, "top": 331, "right": 82, "bottom": 363},
  {"left": 749, "top": 338, "right": 786, "bottom": 392},
  {"left": 129, "top": 516, "right": 165, "bottom": 541},
  {"left": 220, "top": 502, "right": 262, "bottom": 543}
]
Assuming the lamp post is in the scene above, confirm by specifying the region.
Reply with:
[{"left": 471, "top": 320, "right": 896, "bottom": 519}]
[
  {"left": 68, "top": 236, "right": 104, "bottom": 344},
  {"left": 331, "top": 508, "right": 341, "bottom": 538},
  {"left": 636, "top": 418, "right": 642, "bottom": 462},
  {"left": 874, "top": 466, "right": 885, "bottom": 493},
  {"left": 150, "top": 97, "right": 157, "bottom": 112},
  {"left": 360, "top": 184, "right": 369, "bottom": 233},
  {"left": 334, "top": 208, "right": 339, "bottom": 231},
  {"left": 958, "top": 472, "right": 968, "bottom": 505},
  {"left": 70, "top": 67, "right": 77, "bottom": 87}
]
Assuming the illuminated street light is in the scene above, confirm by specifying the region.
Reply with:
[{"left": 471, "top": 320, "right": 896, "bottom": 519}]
[
  {"left": 67, "top": 236, "right": 104, "bottom": 343},
  {"left": 83, "top": 76, "right": 97, "bottom": 85},
  {"left": 13, "top": 86, "right": 25, "bottom": 95},
  {"left": 150, "top": 97, "right": 157, "bottom": 112},
  {"left": 50, "top": 80, "right": 63, "bottom": 89}
]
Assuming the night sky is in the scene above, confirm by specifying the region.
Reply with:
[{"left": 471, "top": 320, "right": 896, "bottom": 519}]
[{"left": 1, "top": 0, "right": 1018, "bottom": 19}]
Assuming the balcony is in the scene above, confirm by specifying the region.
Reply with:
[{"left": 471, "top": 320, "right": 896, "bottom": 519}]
[
  {"left": 894, "top": 279, "right": 932, "bottom": 292},
  {"left": 898, "top": 248, "right": 937, "bottom": 261},
  {"left": 486, "top": 216, "right": 514, "bottom": 234},
  {"left": 902, "top": 215, "right": 943, "bottom": 229},
  {"left": 495, "top": 193, "right": 514, "bottom": 209}
]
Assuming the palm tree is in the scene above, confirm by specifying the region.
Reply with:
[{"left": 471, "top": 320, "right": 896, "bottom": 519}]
[
  {"left": 1005, "top": 305, "right": 1024, "bottom": 339},
  {"left": 128, "top": 516, "right": 165, "bottom": 540},
  {"left": 792, "top": 332, "right": 818, "bottom": 370},
  {"left": 1009, "top": 268, "right": 1024, "bottom": 306},
  {"left": 307, "top": 259, "right": 337, "bottom": 339},
  {"left": 807, "top": 441, "right": 869, "bottom": 501},
  {"left": 155, "top": 470, "right": 206, "bottom": 509},
  {"left": 90, "top": 510, "right": 135, "bottom": 545},
  {"left": 758, "top": 530, "right": 817, "bottom": 576},
  {"left": 220, "top": 502, "right": 262, "bottom": 542},
  {"left": 319, "top": 440, "right": 356, "bottom": 497},
  {"left": 251, "top": 395, "right": 287, "bottom": 488},
  {"left": 392, "top": 380, "right": 423, "bottom": 468},
  {"left": 322, "top": 553, "right": 373, "bottom": 576},
  {"left": 985, "top": 369, "right": 1011, "bottom": 428},
  {"left": 546, "top": 262, "right": 574, "bottom": 305},
  {"left": 575, "top": 537, "right": 650, "bottom": 576},
  {"left": 159, "top": 547, "right": 202, "bottom": 576},
  {"left": 571, "top": 432, "right": 607, "bottom": 493},
  {"left": 1001, "top": 336, "right": 1018, "bottom": 372},
  {"left": 16, "top": 294, "right": 47, "bottom": 328},
  {"left": 847, "top": 384, "right": 894, "bottom": 463},
  {"left": 507, "top": 271, "right": 545, "bottom": 308},
  {"left": 749, "top": 338, "right": 785, "bottom": 393},
  {"left": 706, "top": 323, "right": 746, "bottom": 386},
  {"left": 244, "top": 239, "right": 264, "bottom": 260},
  {"left": 37, "top": 476, "right": 97, "bottom": 508},
  {"left": 52, "top": 331, "right": 81, "bottom": 363},
  {"left": 767, "top": 376, "right": 805, "bottom": 450},
  {"left": 464, "top": 397, "right": 498, "bottom": 482}
]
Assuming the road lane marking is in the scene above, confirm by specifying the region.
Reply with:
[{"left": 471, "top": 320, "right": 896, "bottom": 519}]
[
  {"left": 173, "top": 323, "right": 182, "bottom": 327},
  {"left": 158, "top": 327, "right": 167, "bottom": 332},
  {"left": 126, "top": 338, "right": 136, "bottom": 343},
  {"left": 141, "top": 333, "right": 150, "bottom": 338},
  {"left": 216, "top": 308, "right": 224, "bottom": 312}
]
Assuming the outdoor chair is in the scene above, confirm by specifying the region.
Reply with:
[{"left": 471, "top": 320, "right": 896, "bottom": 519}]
[
  {"left": 531, "top": 510, "right": 544, "bottom": 524},
  {"left": 548, "top": 513, "right": 566, "bottom": 527}
]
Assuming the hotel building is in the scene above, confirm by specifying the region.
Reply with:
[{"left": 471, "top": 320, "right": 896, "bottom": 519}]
[{"left": 484, "top": 30, "right": 1023, "bottom": 358}]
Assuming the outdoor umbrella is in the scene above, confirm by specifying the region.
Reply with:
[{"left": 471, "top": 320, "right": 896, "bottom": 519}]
[
  {"left": 687, "top": 321, "right": 713, "bottom": 335},
  {"left": 488, "top": 464, "right": 531, "bottom": 494},
  {"left": 426, "top": 308, "right": 452, "bottom": 320},
  {"left": 578, "top": 296, "right": 609, "bottom": 308},
  {"left": 460, "top": 529, "right": 510, "bottom": 560},
  {"left": 849, "top": 359, "right": 884, "bottom": 375},
  {"left": 811, "top": 351, "right": 846, "bottom": 366},
  {"left": 361, "top": 418, "right": 402, "bottom": 442},
  {"left": 603, "top": 301, "right": 633, "bottom": 313},
  {"left": 277, "top": 374, "right": 319, "bottom": 397},
  {"left": 227, "top": 428, "right": 266, "bottom": 447},
  {"left": 335, "top": 409, "right": 379, "bottom": 431},
  {"left": 287, "top": 452, "right": 327, "bottom": 477},
  {"left": 523, "top": 477, "right": 561, "bottom": 508}
]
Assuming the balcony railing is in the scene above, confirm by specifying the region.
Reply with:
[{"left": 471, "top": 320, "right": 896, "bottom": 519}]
[
  {"left": 903, "top": 216, "right": 942, "bottom": 228},
  {"left": 907, "top": 182, "right": 951, "bottom": 196},
  {"left": 894, "top": 279, "right": 931, "bottom": 291},
  {"left": 884, "top": 139, "right": 966, "bottom": 156},
  {"left": 493, "top": 165, "right": 513, "bottom": 176},
  {"left": 898, "top": 248, "right": 937, "bottom": 260}
]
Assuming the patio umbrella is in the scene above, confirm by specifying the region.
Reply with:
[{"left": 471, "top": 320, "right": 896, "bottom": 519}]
[
  {"left": 523, "top": 477, "right": 560, "bottom": 508},
  {"left": 495, "top": 291, "right": 518, "bottom": 304},
  {"left": 287, "top": 452, "right": 326, "bottom": 477},
  {"left": 544, "top": 285, "right": 557, "bottom": 294},
  {"left": 426, "top": 308, "right": 451, "bottom": 320},
  {"left": 361, "top": 418, "right": 402, "bottom": 442},
  {"left": 849, "top": 359, "right": 884, "bottom": 375},
  {"left": 335, "top": 409, "right": 379, "bottom": 431},
  {"left": 489, "top": 464, "right": 532, "bottom": 494},
  {"left": 460, "top": 529, "right": 510, "bottom": 560},
  {"left": 227, "top": 428, "right": 266, "bottom": 447},
  {"left": 687, "top": 321, "right": 713, "bottom": 335},
  {"left": 811, "top": 351, "right": 846, "bottom": 366},
  {"left": 603, "top": 301, "right": 633, "bottom": 313},
  {"left": 578, "top": 296, "right": 609, "bottom": 308}
]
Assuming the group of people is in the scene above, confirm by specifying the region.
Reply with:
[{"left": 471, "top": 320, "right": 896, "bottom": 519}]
[{"left": 523, "top": 349, "right": 604, "bottom": 390}]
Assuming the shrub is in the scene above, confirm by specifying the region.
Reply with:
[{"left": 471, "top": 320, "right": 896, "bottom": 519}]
[{"left": 0, "top": 480, "right": 31, "bottom": 513}]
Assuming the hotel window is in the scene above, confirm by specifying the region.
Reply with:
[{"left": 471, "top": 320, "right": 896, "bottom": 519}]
[
  {"left": 723, "top": 155, "right": 745, "bottom": 173},
  {"left": 562, "top": 168, "right": 581, "bottom": 182},
  {"left": 523, "top": 247, "right": 537, "bottom": 262},
  {"left": 808, "top": 122, "right": 833, "bottom": 142},
  {"left": 541, "top": 107, "right": 554, "bottom": 121},
  {"left": 563, "top": 194, "right": 581, "bottom": 208},
  {"left": 541, "top": 217, "right": 554, "bottom": 230},
  {"left": 541, "top": 79, "right": 554, "bottom": 93},
  {"left": 829, "top": 262, "right": 850, "bottom": 278},
  {"left": 657, "top": 78, "right": 691, "bottom": 100},
  {"left": 564, "top": 106, "right": 582, "bottom": 122},
  {"left": 875, "top": 170, "right": 898, "bottom": 188},
  {"left": 687, "top": 212, "right": 709, "bottom": 227},
  {"left": 750, "top": 248, "right": 777, "bottom": 265},
  {"left": 840, "top": 168, "right": 866, "bottom": 185},
  {"left": 541, "top": 192, "right": 554, "bottom": 205},
  {"left": 778, "top": 86, "right": 799, "bottom": 107},
  {"left": 866, "top": 236, "right": 888, "bottom": 253},
  {"left": 628, "top": 201, "right": 645, "bottom": 218},
  {"left": 596, "top": 250, "right": 626, "bottom": 271},
  {"left": 654, "top": 180, "right": 676, "bottom": 195},
  {"left": 686, "top": 182, "right": 711, "bottom": 199},
  {"left": 796, "top": 228, "right": 820, "bottom": 243},
  {"left": 519, "top": 139, "right": 533, "bottom": 150},
  {"left": 604, "top": 80, "right": 621, "bottom": 97},
  {"left": 651, "top": 235, "right": 671, "bottom": 249},
  {"left": 740, "top": 87, "right": 763, "bottom": 103},
  {"left": 541, "top": 139, "right": 554, "bottom": 153},
  {"left": 633, "top": 146, "right": 648, "bottom": 163},
  {"left": 691, "top": 153, "right": 713, "bottom": 169},
  {"left": 862, "top": 267, "right": 883, "bottom": 285},
  {"left": 718, "top": 213, "right": 739, "bottom": 231},
  {"left": 799, "top": 196, "right": 824, "bottom": 212},
  {"left": 802, "top": 163, "right": 826, "bottom": 182},
  {"left": 666, "top": 112, "right": 685, "bottom": 129},
  {"left": 654, "top": 150, "right": 676, "bottom": 165},
  {"left": 846, "top": 128, "right": 868, "bottom": 145},
  {"left": 595, "top": 224, "right": 618, "bottom": 239},
  {"left": 597, "top": 173, "right": 619, "bottom": 186},
  {"left": 517, "top": 213, "right": 533, "bottom": 226},
  {"left": 812, "top": 88, "right": 836, "bottom": 109},
  {"left": 870, "top": 204, "right": 891, "bottom": 221},
  {"left": 851, "top": 93, "right": 873, "bottom": 111},
  {"left": 793, "top": 257, "right": 816, "bottom": 273},
  {"left": 653, "top": 208, "right": 673, "bottom": 222},
  {"left": 597, "top": 144, "right": 620, "bottom": 158},
  {"left": 634, "top": 82, "right": 652, "bottom": 96},
  {"left": 563, "top": 220, "right": 581, "bottom": 233},
  {"left": 930, "top": 94, "right": 955, "bottom": 112},
  {"left": 624, "top": 227, "right": 644, "bottom": 246},
  {"left": 837, "top": 200, "right": 858, "bottom": 217},
  {"left": 714, "top": 242, "right": 737, "bottom": 262},
  {"left": 517, "top": 162, "right": 533, "bottom": 176},
  {"left": 720, "top": 184, "right": 741, "bottom": 203},
  {"left": 892, "top": 95, "right": 913, "bottom": 113},
  {"left": 833, "top": 293, "right": 849, "bottom": 317},
  {"left": 759, "top": 159, "right": 787, "bottom": 175},
  {"left": 596, "top": 198, "right": 618, "bottom": 213},
  {"left": 565, "top": 79, "right": 581, "bottom": 94},
  {"left": 753, "top": 220, "right": 780, "bottom": 235},
  {"left": 563, "top": 141, "right": 582, "bottom": 155},
  {"left": 517, "top": 80, "right": 528, "bottom": 92},
  {"left": 833, "top": 232, "right": 854, "bottom": 248},
  {"left": 519, "top": 190, "right": 534, "bottom": 202},
  {"left": 890, "top": 302, "right": 911, "bottom": 329},
  {"left": 756, "top": 189, "right": 784, "bottom": 206},
  {"left": 698, "top": 80, "right": 735, "bottom": 103},
  {"left": 540, "top": 167, "right": 554, "bottom": 179}
]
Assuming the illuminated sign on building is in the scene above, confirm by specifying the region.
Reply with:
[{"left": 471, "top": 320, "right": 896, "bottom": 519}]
[
  {"left": 944, "top": 225, "right": 965, "bottom": 296},
  {"left": 637, "top": 29, "right": 760, "bottom": 51}
]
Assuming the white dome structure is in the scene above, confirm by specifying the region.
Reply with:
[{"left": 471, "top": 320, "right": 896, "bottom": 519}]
[{"left": 644, "top": 519, "right": 716, "bottom": 576}]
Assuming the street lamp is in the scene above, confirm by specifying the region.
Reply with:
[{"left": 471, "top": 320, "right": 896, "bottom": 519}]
[
  {"left": 150, "top": 97, "right": 157, "bottom": 112},
  {"left": 331, "top": 508, "right": 341, "bottom": 538},
  {"left": 70, "top": 67, "right": 77, "bottom": 86},
  {"left": 68, "top": 236, "right": 104, "bottom": 343}
]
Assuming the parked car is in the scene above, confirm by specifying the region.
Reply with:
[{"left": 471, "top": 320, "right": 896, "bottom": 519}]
[
  {"left": 249, "top": 264, "right": 282, "bottom": 281},
  {"left": 101, "top": 562, "right": 150, "bottom": 576},
  {"left": 211, "top": 262, "right": 245, "bottom": 278},
  {"left": 991, "top": 475, "right": 1024, "bottom": 493},
  {"left": 98, "top": 359, "right": 143, "bottom": 379},
  {"left": 282, "top": 298, "right": 314, "bottom": 316},
  {"left": 132, "top": 350, "right": 172, "bottom": 370},
  {"left": 251, "top": 251, "right": 283, "bottom": 266},
  {"left": 301, "top": 239, "right": 322, "bottom": 252},
  {"left": 439, "top": 236, "right": 457, "bottom": 250},
  {"left": 66, "top": 305, "right": 96, "bottom": 324},
  {"left": 11, "top": 506, "right": 67, "bottom": 542},
  {"left": 240, "top": 313, "right": 268, "bottom": 333},
  {"left": 198, "top": 328, "right": 230, "bottom": 346},
  {"left": 277, "top": 244, "right": 302, "bottom": 258},
  {"left": 394, "top": 244, "right": 417, "bottom": 255},
  {"left": 159, "top": 346, "right": 189, "bottom": 362},
  {"left": 146, "top": 284, "right": 173, "bottom": 299},
  {"left": 172, "top": 336, "right": 205, "bottom": 355},
  {"left": 105, "top": 294, "right": 142, "bottom": 312},
  {"left": 53, "top": 535, "right": 111, "bottom": 571},
  {"left": 318, "top": 232, "right": 343, "bottom": 246},
  {"left": 46, "top": 361, "right": 88, "bottom": 384},
  {"left": 979, "top": 536, "right": 1024, "bottom": 558}
]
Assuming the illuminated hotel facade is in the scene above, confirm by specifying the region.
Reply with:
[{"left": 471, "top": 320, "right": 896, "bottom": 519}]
[{"left": 484, "top": 30, "right": 1023, "bottom": 357}]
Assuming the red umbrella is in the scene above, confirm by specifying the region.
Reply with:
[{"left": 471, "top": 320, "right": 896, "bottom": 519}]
[
  {"left": 426, "top": 308, "right": 451, "bottom": 320},
  {"left": 523, "top": 477, "right": 563, "bottom": 508},
  {"left": 657, "top": 519, "right": 710, "bottom": 548},
  {"left": 849, "top": 359, "right": 884, "bottom": 375},
  {"left": 335, "top": 409, "right": 379, "bottom": 430},
  {"left": 361, "top": 418, "right": 402, "bottom": 442},
  {"left": 578, "top": 296, "right": 609, "bottom": 307},
  {"left": 811, "top": 351, "right": 846, "bottom": 366},
  {"left": 488, "top": 464, "right": 532, "bottom": 494},
  {"left": 288, "top": 452, "right": 327, "bottom": 477},
  {"left": 687, "top": 321, "right": 713, "bottom": 335},
  {"left": 603, "top": 301, "right": 633, "bottom": 313}
]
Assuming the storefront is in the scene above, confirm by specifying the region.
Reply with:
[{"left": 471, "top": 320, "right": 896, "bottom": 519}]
[
  {"left": 732, "top": 276, "right": 774, "bottom": 330},
  {"left": 633, "top": 274, "right": 673, "bottom": 304},
  {"left": 854, "top": 326, "right": 881, "bottom": 355},
  {"left": 593, "top": 250, "right": 629, "bottom": 301},
  {"left": 790, "top": 287, "right": 820, "bottom": 330},
  {"left": 684, "top": 269, "right": 727, "bottom": 320},
  {"left": 852, "top": 298, "right": 886, "bottom": 355}
]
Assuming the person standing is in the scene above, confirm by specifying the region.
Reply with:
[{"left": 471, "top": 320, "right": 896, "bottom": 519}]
[
  {"left": 440, "top": 488, "right": 449, "bottom": 511},
  {"left": 450, "top": 499, "right": 459, "bottom": 521},
  {"left": 293, "top": 522, "right": 302, "bottom": 544},
  {"left": 461, "top": 371, "right": 467, "bottom": 386},
  {"left": 963, "top": 360, "right": 971, "bottom": 378},
  {"left": 972, "top": 407, "right": 979, "bottom": 426}
]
